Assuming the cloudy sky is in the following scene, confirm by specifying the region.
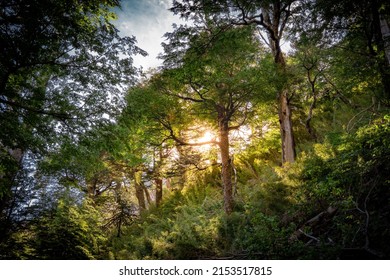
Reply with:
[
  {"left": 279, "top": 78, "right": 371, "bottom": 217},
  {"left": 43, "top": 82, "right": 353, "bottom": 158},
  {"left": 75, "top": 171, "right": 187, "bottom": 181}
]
[{"left": 113, "top": 0, "right": 185, "bottom": 70}]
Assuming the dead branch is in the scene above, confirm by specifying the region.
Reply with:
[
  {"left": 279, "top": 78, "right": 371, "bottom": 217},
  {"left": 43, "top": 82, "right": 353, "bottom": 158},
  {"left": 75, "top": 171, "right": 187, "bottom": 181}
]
[{"left": 289, "top": 206, "right": 338, "bottom": 242}]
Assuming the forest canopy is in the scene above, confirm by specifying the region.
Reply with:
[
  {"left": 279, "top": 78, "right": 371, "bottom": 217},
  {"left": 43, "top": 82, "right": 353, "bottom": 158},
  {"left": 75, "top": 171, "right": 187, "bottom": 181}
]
[{"left": 0, "top": 0, "right": 389, "bottom": 260}]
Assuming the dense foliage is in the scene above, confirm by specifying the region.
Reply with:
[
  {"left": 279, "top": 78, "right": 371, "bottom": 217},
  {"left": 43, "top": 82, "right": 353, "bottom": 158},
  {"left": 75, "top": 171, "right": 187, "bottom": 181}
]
[{"left": 1, "top": 0, "right": 389, "bottom": 259}]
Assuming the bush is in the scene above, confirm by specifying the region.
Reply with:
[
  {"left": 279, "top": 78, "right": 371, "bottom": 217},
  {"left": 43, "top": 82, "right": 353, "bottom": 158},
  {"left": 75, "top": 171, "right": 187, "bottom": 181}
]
[
  {"left": 107, "top": 185, "right": 224, "bottom": 259},
  {"left": 292, "top": 116, "right": 390, "bottom": 258},
  {"left": 31, "top": 194, "right": 106, "bottom": 259}
]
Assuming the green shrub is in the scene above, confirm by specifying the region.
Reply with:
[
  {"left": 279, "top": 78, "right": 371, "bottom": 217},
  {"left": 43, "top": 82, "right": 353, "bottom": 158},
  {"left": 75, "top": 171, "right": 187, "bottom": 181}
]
[{"left": 292, "top": 116, "right": 390, "bottom": 258}]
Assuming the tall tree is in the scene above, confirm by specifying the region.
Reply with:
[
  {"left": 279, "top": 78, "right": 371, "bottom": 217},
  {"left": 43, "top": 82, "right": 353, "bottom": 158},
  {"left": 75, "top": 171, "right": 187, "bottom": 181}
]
[
  {"left": 168, "top": 0, "right": 298, "bottom": 163},
  {"left": 159, "top": 26, "right": 272, "bottom": 214},
  {"left": 0, "top": 0, "right": 144, "bottom": 247},
  {"left": 122, "top": 82, "right": 183, "bottom": 207},
  {"left": 297, "top": 0, "right": 390, "bottom": 100}
]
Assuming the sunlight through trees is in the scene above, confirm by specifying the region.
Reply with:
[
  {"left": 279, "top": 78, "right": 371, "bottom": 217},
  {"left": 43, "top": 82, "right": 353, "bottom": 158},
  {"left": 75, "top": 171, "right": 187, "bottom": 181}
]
[{"left": 1, "top": 0, "right": 389, "bottom": 260}]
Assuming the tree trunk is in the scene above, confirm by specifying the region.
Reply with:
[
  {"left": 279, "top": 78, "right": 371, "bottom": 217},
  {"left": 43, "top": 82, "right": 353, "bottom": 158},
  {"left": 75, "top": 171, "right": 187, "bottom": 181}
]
[
  {"left": 219, "top": 120, "right": 233, "bottom": 215},
  {"left": 176, "top": 144, "right": 188, "bottom": 189},
  {"left": 135, "top": 182, "right": 146, "bottom": 212},
  {"left": 378, "top": 15, "right": 390, "bottom": 99},
  {"left": 117, "top": 215, "right": 122, "bottom": 238},
  {"left": 380, "top": 14, "right": 390, "bottom": 65},
  {"left": 305, "top": 95, "right": 318, "bottom": 141},
  {"left": 134, "top": 171, "right": 146, "bottom": 212},
  {"left": 371, "top": 1, "right": 390, "bottom": 99},
  {"left": 143, "top": 185, "right": 152, "bottom": 206},
  {"left": 263, "top": 4, "right": 296, "bottom": 164},
  {"left": 275, "top": 46, "right": 296, "bottom": 163},
  {"left": 278, "top": 89, "right": 296, "bottom": 163},
  {"left": 155, "top": 178, "right": 163, "bottom": 207},
  {"left": 153, "top": 147, "right": 164, "bottom": 207}
]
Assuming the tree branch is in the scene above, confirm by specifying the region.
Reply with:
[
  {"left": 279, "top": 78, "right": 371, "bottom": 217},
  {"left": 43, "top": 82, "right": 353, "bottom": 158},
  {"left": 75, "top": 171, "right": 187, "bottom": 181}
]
[
  {"left": 165, "top": 89, "right": 204, "bottom": 103},
  {"left": 160, "top": 119, "right": 219, "bottom": 147},
  {"left": 0, "top": 97, "right": 73, "bottom": 120}
]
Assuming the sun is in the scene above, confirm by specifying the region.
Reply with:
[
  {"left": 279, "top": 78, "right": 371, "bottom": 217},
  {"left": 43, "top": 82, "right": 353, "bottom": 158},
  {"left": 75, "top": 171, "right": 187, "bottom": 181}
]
[
  {"left": 194, "top": 130, "right": 217, "bottom": 153},
  {"left": 198, "top": 131, "right": 214, "bottom": 143}
]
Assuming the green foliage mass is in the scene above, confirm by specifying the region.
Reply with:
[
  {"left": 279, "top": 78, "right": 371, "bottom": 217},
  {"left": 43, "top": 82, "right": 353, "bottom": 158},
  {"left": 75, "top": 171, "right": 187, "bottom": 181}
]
[
  {"left": 106, "top": 184, "right": 222, "bottom": 259},
  {"left": 1, "top": 191, "right": 106, "bottom": 259},
  {"left": 102, "top": 116, "right": 390, "bottom": 260},
  {"left": 1, "top": 0, "right": 390, "bottom": 260},
  {"left": 294, "top": 116, "right": 390, "bottom": 257},
  {"left": 31, "top": 194, "right": 106, "bottom": 260}
]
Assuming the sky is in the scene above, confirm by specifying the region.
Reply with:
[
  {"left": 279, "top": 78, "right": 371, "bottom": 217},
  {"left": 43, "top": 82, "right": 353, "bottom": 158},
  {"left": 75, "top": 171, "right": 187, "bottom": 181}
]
[
  {"left": 113, "top": 0, "right": 185, "bottom": 70},
  {"left": 113, "top": 1, "right": 292, "bottom": 70}
]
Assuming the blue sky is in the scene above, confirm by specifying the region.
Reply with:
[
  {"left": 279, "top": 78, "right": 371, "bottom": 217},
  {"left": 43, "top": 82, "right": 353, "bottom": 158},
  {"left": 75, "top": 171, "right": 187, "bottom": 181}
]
[{"left": 114, "top": 0, "right": 184, "bottom": 70}]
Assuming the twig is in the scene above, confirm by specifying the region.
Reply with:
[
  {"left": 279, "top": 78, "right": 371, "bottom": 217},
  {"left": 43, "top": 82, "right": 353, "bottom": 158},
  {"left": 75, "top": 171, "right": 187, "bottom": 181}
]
[{"left": 298, "top": 229, "right": 320, "bottom": 243}]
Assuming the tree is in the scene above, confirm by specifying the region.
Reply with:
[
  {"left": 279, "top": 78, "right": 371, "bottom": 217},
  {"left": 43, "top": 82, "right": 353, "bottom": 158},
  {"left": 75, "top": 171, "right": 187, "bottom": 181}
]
[
  {"left": 297, "top": 0, "right": 390, "bottom": 100},
  {"left": 0, "top": 0, "right": 144, "bottom": 249},
  {"left": 0, "top": 0, "right": 144, "bottom": 144},
  {"left": 122, "top": 82, "right": 183, "bottom": 207},
  {"left": 159, "top": 26, "right": 273, "bottom": 214},
  {"left": 283, "top": 0, "right": 390, "bottom": 143},
  {"left": 295, "top": 116, "right": 390, "bottom": 258},
  {"left": 32, "top": 193, "right": 106, "bottom": 259},
  {"left": 37, "top": 120, "right": 150, "bottom": 235},
  {"left": 169, "top": 0, "right": 298, "bottom": 163}
]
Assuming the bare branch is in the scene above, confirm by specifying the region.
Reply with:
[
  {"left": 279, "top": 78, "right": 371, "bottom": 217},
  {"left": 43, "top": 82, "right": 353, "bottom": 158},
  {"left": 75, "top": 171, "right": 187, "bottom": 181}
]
[{"left": 298, "top": 229, "right": 320, "bottom": 243}]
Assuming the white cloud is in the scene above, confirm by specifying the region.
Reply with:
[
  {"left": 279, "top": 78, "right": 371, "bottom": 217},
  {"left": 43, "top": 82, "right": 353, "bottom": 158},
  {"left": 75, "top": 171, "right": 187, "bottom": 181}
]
[{"left": 114, "top": 0, "right": 185, "bottom": 70}]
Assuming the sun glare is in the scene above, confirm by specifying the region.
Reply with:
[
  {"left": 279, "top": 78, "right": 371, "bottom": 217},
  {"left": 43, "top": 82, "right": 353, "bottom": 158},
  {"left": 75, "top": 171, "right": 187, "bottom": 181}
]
[
  {"left": 193, "top": 126, "right": 253, "bottom": 154},
  {"left": 198, "top": 131, "right": 214, "bottom": 143},
  {"left": 195, "top": 130, "right": 216, "bottom": 153}
]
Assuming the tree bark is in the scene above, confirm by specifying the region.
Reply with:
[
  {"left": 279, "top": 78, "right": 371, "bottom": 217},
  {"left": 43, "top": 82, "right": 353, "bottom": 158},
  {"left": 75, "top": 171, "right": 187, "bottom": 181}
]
[
  {"left": 134, "top": 171, "right": 146, "bottom": 212},
  {"left": 152, "top": 147, "right": 164, "bottom": 207},
  {"left": 275, "top": 50, "right": 296, "bottom": 163},
  {"left": 155, "top": 178, "right": 163, "bottom": 207},
  {"left": 176, "top": 144, "right": 188, "bottom": 188},
  {"left": 378, "top": 15, "right": 390, "bottom": 100},
  {"left": 305, "top": 95, "right": 317, "bottom": 141},
  {"left": 371, "top": 0, "right": 390, "bottom": 99},
  {"left": 278, "top": 89, "right": 296, "bottom": 163},
  {"left": 116, "top": 215, "right": 122, "bottom": 238},
  {"left": 219, "top": 119, "right": 233, "bottom": 215},
  {"left": 263, "top": 3, "right": 296, "bottom": 163},
  {"left": 135, "top": 182, "right": 146, "bottom": 212},
  {"left": 143, "top": 185, "right": 152, "bottom": 206},
  {"left": 380, "top": 14, "right": 390, "bottom": 65}
]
